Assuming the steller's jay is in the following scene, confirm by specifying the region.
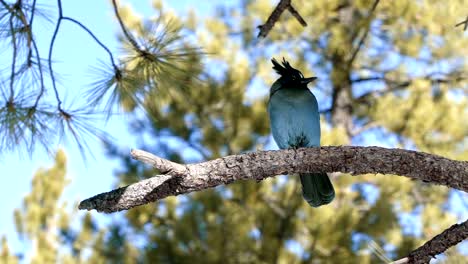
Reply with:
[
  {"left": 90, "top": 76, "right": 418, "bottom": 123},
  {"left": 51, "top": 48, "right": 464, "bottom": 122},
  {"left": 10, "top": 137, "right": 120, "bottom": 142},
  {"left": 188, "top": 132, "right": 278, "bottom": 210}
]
[{"left": 267, "top": 58, "right": 335, "bottom": 207}]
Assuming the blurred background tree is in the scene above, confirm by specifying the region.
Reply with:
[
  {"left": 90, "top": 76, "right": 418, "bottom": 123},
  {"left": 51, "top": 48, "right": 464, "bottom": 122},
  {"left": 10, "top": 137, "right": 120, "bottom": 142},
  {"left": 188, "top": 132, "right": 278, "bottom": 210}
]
[
  {"left": 1, "top": 151, "right": 140, "bottom": 264},
  {"left": 1, "top": 0, "right": 467, "bottom": 263}
]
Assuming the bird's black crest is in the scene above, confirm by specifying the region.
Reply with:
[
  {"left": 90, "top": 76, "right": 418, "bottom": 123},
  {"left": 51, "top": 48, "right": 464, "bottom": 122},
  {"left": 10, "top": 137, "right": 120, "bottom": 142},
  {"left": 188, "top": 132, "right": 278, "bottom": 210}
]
[{"left": 271, "top": 58, "right": 304, "bottom": 79}]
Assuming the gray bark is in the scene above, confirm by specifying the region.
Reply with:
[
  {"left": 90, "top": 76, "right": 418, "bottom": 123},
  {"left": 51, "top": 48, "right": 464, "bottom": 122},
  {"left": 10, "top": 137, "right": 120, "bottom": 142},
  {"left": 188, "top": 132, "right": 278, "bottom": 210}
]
[{"left": 79, "top": 146, "right": 467, "bottom": 213}]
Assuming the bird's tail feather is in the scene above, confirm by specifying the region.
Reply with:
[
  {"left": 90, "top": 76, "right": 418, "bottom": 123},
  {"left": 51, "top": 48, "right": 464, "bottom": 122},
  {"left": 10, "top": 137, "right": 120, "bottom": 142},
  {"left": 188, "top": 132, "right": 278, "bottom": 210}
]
[{"left": 299, "top": 172, "right": 335, "bottom": 207}]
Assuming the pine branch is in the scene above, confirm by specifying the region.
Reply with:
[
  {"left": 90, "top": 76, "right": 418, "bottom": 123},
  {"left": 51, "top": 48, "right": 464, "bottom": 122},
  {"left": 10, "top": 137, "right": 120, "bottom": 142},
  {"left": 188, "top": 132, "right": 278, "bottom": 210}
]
[
  {"left": 9, "top": 11, "right": 17, "bottom": 101},
  {"left": 48, "top": 0, "right": 121, "bottom": 111},
  {"left": 257, "top": 0, "right": 307, "bottom": 38},
  {"left": 111, "top": 0, "right": 140, "bottom": 50},
  {"left": 31, "top": 38, "right": 45, "bottom": 107},
  {"left": 390, "top": 219, "right": 468, "bottom": 264},
  {"left": 455, "top": 15, "right": 468, "bottom": 30},
  {"left": 48, "top": 0, "right": 64, "bottom": 110},
  {"left": 79, "top": 146, "right": 468, "bottom": 213},
  {"left": 28, "top": 0, "right": 37, "bottom": 27},
  {"left": 0, "top": 0, "right": 118, "bottom": 156},
  {"left": 354, "top": 72, "right": 467, "bottom": 105},
  {"left": 61, "top": 17, "right": 118, "bottom": 70}
]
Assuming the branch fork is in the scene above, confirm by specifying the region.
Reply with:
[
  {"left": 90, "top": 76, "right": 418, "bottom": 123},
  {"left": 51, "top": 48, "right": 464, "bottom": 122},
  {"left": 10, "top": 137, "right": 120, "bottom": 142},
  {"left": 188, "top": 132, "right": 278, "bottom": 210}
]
[{"left": 257, "top": 0, "right": 307, "bottom": 38}]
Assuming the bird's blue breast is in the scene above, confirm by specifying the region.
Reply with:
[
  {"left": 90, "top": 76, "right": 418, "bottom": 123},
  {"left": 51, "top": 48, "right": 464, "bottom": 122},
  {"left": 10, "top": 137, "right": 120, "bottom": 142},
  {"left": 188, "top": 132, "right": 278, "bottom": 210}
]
[{"left": 268, "top": 88, "right": 321, "bottom": 149}]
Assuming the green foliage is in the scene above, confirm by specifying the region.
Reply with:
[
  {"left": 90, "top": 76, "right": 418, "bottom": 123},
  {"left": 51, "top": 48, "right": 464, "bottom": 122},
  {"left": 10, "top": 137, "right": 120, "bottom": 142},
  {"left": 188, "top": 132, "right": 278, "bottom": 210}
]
[
  {"left": 12, "top": 150, "right": 68, "bottom": 264},
  {"left": 1, "top": 150, "right": 140, "bottom": 263},
  {"left": 0, "top": 236, "right": 18, "bottom": 264}
]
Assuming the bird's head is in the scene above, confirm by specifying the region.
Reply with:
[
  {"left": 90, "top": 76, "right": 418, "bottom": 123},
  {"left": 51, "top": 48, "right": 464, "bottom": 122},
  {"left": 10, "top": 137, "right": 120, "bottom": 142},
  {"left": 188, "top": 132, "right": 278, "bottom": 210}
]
[{"left": 271, "top": 58, "right": 317, "bottom": 90}]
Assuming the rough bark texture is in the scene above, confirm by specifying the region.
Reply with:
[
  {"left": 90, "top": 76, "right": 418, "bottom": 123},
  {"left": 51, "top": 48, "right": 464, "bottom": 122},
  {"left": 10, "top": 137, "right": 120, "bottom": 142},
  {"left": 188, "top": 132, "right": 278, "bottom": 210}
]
[
  {"left": 407, "top": 219, "right": 468, "bottom": 264},
  {"left": 79, "top": 146, "right": 467, "bottom": 213}
]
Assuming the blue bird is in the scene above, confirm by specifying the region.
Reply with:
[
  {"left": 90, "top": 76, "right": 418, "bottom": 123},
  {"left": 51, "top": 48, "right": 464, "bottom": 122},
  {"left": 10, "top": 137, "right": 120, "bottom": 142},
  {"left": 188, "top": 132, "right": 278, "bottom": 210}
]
[{"left": 268, "top": 58, "right": 335, "bottom": 207}]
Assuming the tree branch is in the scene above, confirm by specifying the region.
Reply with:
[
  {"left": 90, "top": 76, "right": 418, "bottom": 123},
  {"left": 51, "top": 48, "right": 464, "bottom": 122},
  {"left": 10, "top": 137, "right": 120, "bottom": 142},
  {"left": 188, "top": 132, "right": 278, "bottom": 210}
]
[
  {"left": 48, "top": 0, "right": 64, "bottom": 110},
  {"left": 61, "top": 17, "right": 118, "bottom": 70},
  {"left": 391, "top": 219, "right": 468, "bottom": 264},
  {"left": 257, "top": 0, "right": 307, "bottom": 38},
  {"left": 455, "top": 15, "right": 468, "bottom": 30},
  {"left": 79, "top": 146, "right": 467, "bottom": 213},
  {"left": 354, "top": 72, "right": 466, "bottom": 105},
  {"left": 286, "top": 4, "right": 307, "bottom": 27},
  {"left": 79, "top": 146, "right": 468, "bottom": 259},
  {"left": 111, "top": 0, "right": 140, "bottom": 50}
]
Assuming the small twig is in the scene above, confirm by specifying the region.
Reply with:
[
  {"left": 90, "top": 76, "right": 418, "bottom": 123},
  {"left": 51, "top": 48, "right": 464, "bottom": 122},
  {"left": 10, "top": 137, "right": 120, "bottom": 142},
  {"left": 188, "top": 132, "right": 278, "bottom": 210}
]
[
  {"left": 257, "top": 0, "right": 307, "bottom": 38},
  {"left": 47, "top": 0, "right": 120, "bottom": 110},
  {"left": 48, "top": 0, "right": 64, "bottom": 110},
  {"left": 455, "top": 16, "right": 468, "bottom": 30},
  {"left": 389, "top": 257, "right": 409, "bottom": 264},
  {"left": 26, "top": 0, "right": 37, "bottom": 65},
  {"left": 32, "top": 38, "right": 45, "bottom": 107},
  {"left": 9, "top": 12, "right": 17, "bottom": 101},
  {"left": 130, "top": 149, "right": 186, "bottom": 175},
  {"left": 12, "top": 1, "right": 33, "bottom": 64},
  {"left": 391, "top": 219, "right": 468, "bottom": 264},
  {"left": 28, "top": 0, "right": 37, "bottom": 27},
  {"left": 111, "top": 0, "right": 140, "bottom": 50},
  {"left": 62, "top": 17, "right": 118, "bottom": 70},
  {"left": 354, "top": 72, "right": 467, "bottom": 105},
  {"left": 257, "top": 0, "right": 290, "bottom": 38},
  {"left": 287, "top": 4, "right": 307, "bottom": 26},
  {"left": 0, "top": 0, "right": 10, "bottom": 10},
  {"left": 350, "top": 121, "right": 379, "bottom": 136},
  {"left": 351, "top": 76, "right": 385, "bottom": 83}
]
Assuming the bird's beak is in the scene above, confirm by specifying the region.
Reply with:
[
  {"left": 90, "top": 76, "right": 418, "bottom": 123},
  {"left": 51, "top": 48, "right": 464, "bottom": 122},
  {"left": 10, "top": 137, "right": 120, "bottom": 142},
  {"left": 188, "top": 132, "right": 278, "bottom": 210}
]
[{"left": 301, "top": 77, "right": 317, "bottom": 84}]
